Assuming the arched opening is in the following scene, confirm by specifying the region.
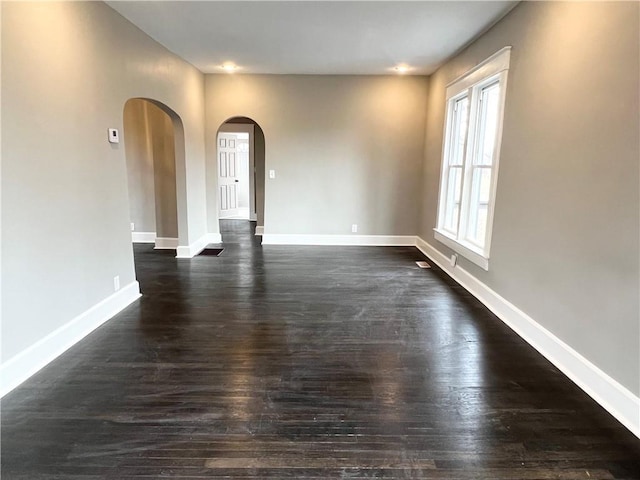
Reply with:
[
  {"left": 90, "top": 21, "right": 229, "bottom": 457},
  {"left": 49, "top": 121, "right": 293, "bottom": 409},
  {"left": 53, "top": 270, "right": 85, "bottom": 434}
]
[
  {"left": 123, "top": 98, "right": 187, "bottom": 258},
  {"left": 216, "top": 117, "right": 266, "bottom": 236}
]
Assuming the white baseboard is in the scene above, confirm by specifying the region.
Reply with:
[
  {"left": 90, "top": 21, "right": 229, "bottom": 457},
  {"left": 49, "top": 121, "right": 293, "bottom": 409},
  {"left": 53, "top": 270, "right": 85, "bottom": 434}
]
[
  {"left": 415, "top": 236, "right": 640, "bottom": 438},
  {"left": 207, "top": 232, "right": 223, "bottom": 245},
  {"left": 176, "top": 233, "right": 223, "bottom": 258},
  {"left": 255, "top": 226, "right": 264, "bottom": 236},
  {"left": 262, "top": 234, "right": 417, "bottom": 246},
  {"left": 131, "top": 231, "right": 155, "bottom": 243},
  {"left": 154, "top": 237, "right": 178, "bottom": 249},
  {"left": 0, "top": 281, "right": 141, "bottom": 397}
]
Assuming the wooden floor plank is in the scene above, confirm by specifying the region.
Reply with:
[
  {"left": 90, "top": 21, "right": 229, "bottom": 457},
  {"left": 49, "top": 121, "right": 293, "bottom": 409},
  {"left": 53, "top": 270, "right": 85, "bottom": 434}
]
[{"left": 2, "top": 220, "right": 639, "bottom": 478}]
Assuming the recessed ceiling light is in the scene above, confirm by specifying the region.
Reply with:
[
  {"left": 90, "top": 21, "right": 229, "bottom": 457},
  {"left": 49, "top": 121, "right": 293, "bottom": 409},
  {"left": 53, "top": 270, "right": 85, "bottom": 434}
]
[
  {"left": 393, "top": 64, "right": 411, "bottom": 74},
  {"left": 221, "top": 63, "right": 238, "bottom": 72}
]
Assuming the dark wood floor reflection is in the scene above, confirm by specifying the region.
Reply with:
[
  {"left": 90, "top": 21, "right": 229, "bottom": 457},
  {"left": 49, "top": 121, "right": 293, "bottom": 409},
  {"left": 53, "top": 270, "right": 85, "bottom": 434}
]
[{"left": 2, "top": 220, "right": 639, "bottom": 479}]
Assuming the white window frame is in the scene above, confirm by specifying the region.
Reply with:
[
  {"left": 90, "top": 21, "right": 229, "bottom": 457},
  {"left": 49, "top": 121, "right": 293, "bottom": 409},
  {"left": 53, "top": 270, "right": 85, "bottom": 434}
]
[{"left": 434, "top": 47, "right": 511, "bottom": 271}]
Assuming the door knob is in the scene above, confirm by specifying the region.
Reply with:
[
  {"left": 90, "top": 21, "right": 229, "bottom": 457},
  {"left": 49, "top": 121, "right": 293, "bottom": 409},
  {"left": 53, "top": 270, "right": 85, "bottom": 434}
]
[{"left": 235, "top": 180, "right": 239, "bottom": 183}]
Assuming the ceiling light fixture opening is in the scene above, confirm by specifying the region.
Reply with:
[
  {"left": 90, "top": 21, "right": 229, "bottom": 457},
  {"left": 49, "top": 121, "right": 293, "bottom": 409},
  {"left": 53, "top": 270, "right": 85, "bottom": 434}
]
[
  {"left": 393, "top": 64, "right": 411, "bottom": 74},
  {"left": 221, "top": 63, "right": 239, "bottom": 73}
]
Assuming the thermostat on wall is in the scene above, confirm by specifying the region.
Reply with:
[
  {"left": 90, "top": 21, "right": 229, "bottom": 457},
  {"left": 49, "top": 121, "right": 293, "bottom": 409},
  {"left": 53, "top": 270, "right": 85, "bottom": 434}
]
[{"left": 108, "top": 128, "right": 120, "bottom": 144}]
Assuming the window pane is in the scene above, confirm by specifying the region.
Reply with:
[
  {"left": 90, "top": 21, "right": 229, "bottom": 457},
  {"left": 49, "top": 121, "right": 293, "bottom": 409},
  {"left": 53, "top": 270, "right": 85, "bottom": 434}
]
[
  {"left": 444, "top": 166, "right": 462, "bottom": 233},
  {"left": 449, "top": 96, "right": 469, "bottom": 166},
  {"left": 475, "top": 205, "right": 488, "bottom": 245},
  {"left": 474, "top": 82, "right": 500, "bottom": 166},
  {"left": 436, "top": 50, "right": 509, "bottom": 264},
  {"left": 466, "top": 167, "right": 492, "bottom": 246}
]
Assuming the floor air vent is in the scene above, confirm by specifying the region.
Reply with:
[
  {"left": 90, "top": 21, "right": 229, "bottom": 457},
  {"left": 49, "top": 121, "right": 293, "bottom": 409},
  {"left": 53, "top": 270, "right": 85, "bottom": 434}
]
[{"left": 199, "top": 248, "right": 224, "bottom": 256}]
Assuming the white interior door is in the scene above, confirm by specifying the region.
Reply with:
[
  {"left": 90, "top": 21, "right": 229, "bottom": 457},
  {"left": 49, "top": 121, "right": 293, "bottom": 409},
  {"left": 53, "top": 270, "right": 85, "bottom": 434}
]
[
  {"left": 218, "top": 133, "right": 240, "bottom": 218},
  {"left": 218, "top": 124, "right": 256, "bottom": 221}
]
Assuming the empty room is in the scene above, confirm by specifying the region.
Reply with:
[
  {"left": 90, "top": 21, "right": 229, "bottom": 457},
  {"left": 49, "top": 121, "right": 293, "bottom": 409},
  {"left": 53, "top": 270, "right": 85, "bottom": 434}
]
[{"left": 1, "top": 1, "right": 639, "bottom": 478}]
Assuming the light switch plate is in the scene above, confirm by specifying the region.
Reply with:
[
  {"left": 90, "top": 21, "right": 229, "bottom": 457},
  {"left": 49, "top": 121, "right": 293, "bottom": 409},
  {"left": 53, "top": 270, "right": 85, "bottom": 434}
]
[
  {"left": 269, "top": 170, "right": 276, "bottom": 179},
  {"left": 108, "top": 128, "right": 120, "bottom": 144}
]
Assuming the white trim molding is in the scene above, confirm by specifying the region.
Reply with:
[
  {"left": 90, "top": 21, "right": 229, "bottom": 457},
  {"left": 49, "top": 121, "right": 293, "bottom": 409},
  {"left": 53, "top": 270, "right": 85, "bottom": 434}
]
[
  {"left": 0, "top": 281, "right": 141, "bottom": 397},
  {"left": 131, "top": 231, "right": 155, "bottom": 243},
  {"left": 255, "top": 226, "right": 264, "bottom": 236},
  {"left": 154, "top": 237, "right": 178, "bottom": 250},
  {"left": 446, "top": 46, "right": 511, "bottom": 95},
  {"left": 262, "top": 234, "right": 417, "bottom": 246},
  {"left": 207, "top": 233, "right": 223, "bottom": 244},
  {"left": 415, "top": 236, "right": 640, "bottom": 438},
  {"left": 434, "top": 229, "right": 489, "bottom": 270},
  {"left": 176, "top": 233, "right": 223, "bottom": 258}
]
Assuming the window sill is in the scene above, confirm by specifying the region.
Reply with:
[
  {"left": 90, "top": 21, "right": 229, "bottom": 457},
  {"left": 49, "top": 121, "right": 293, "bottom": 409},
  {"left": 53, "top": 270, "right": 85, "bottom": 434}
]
[{"left": 433, "top": 229, "right": 489, "bottom": 271}]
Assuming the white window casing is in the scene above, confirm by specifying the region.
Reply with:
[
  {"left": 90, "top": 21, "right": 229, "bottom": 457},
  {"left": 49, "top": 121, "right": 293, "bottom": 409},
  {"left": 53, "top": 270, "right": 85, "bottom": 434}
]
[{"left": 434, "top": 47, "right": 511, "bottom": 271}]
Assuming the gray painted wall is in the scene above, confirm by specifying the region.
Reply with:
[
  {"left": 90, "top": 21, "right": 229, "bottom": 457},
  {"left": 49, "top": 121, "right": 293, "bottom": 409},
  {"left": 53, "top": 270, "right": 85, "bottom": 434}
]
[
  {"left": 254, "top": 128, "right": 266, "bottom": 227},
  {"left": 150, "top": 104, "right": 179, "bottom": 239},
  {"left": 1, "top": 1, "right": 207, "bottom": 362},
  {"left": 124, "top": 99, "right": 157, "bottom": 233},
  {"left": 124, "top": 99, "right": 179, "bottom": 238},
  {"left": 420, "top": 1, "right": 640, "bottom": 395},
  {"left": 205, "top": 75, "right": 430, "bottom": 235}
]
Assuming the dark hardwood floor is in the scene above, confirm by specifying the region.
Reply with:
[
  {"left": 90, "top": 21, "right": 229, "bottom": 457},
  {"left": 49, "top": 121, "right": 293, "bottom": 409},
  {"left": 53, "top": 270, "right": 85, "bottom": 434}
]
[{"left": 2, "top": 220, "right": 639, "bottom": 479}]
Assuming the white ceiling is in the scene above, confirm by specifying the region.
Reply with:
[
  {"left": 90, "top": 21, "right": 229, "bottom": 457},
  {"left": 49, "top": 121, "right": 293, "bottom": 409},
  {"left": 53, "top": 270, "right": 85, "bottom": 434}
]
[{"left": 107, "top": 1, "right": 518, "bottom": 75}]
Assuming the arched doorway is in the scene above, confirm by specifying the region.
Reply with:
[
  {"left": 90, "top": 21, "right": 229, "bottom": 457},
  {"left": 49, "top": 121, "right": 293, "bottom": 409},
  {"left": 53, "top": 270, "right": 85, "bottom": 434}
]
[
  {"left": 123, "top": 98, "right": 187, "bottom": 253},
  {"left": 216, "top": 117, "right": 266, "bottom": 235}
]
